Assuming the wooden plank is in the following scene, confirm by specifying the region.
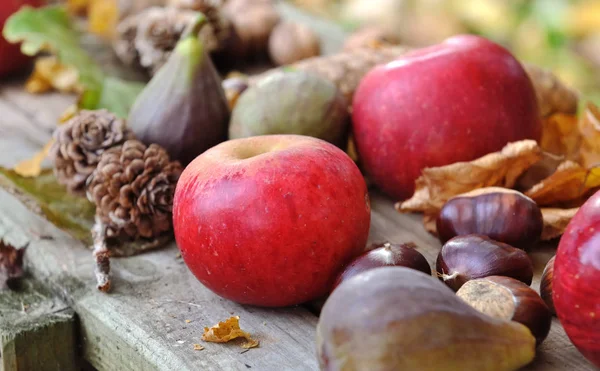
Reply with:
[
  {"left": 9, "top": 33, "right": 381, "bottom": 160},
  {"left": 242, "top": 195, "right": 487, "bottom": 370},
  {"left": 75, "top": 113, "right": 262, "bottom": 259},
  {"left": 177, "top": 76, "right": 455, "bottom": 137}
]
[{"left": 0, "top": 277, "right": 78, "bottom": 371}]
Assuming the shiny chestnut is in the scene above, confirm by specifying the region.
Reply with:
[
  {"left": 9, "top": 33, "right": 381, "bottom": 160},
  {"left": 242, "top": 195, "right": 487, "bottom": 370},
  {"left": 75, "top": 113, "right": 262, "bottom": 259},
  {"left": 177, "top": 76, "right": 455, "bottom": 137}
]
[
  {"left": 333, "top": 242, "right": 431, "bottom": 289},
  {"left": 436, "top": 187, "right": 543, "bottom": 249},
  {"left": 436, "top": 234, "right": 533, "bottom": 291},
  {"left": 457, "top": 275, "right": 552, "bottom": 346},
  {"left": 540, "top": 255, "right": 555, "bottom": 315}
]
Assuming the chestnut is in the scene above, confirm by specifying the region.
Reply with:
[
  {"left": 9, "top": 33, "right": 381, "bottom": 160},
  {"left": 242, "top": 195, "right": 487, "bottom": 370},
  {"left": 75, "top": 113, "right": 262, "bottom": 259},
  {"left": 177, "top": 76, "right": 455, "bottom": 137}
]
[
  {"left": 436, "top": 234, "right": 533, "bottom": 291},
  {"left": 436, "top": 187, "right": 543, "bottom": 249},
  {"left": 540, "top": 255, "right": 555, "bottom": 315},
  {"left": 333, "top": 242, "right": 431, "bottom": 289},
  {"left": 457, "top": 275, "right": 552, "bottom": 346}
]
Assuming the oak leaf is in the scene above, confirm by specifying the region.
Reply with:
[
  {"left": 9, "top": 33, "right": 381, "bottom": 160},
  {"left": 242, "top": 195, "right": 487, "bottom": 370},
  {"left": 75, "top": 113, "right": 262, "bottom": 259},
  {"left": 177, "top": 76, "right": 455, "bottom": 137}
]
[
  {"left": 524, "top": 161, "right": 600, "bottom": 207},
  {"left": 202, "top": 316, "right": 259, "bottom": 349},
  {"left": 396, "top": 140, "right": 543, "bottom": 215},
  {"left": 541, "top": 208, "right": 579, "bottom": 241}
]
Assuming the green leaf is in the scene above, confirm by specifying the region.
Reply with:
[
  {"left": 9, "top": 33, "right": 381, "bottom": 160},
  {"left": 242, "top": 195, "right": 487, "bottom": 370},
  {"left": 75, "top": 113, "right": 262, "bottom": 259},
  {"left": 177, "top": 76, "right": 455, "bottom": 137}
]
[
  {"left": 0, "top": 168, "right": 95, "bottom": 245},
  {"left": 3, "top": 5, "right": 145, "bottom": 117}
]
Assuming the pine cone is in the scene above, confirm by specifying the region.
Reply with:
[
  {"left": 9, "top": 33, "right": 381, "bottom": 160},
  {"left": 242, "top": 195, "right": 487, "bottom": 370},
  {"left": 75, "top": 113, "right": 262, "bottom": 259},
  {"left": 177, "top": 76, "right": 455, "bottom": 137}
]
[
  {"left": 51, "top": 109, "right": 134, "bottom": 195},
  {"left": 114, "top": 6, "right": 230, "bottom": 75},
  {"left": 86, "top": 139, "right": 182, "bottom": 240}
]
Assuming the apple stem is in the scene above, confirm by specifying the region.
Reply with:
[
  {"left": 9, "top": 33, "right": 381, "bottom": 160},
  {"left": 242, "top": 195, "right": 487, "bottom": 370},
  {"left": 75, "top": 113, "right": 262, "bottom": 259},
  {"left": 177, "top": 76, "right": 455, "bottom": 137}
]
[{"left": 92, "top": 217, "right": 111, "bottom": 293}]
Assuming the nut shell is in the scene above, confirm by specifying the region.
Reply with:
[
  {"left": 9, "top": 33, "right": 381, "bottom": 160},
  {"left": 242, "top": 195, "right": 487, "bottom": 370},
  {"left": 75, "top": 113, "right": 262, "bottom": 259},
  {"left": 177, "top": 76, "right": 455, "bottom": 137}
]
[
  {"left": 436, "top": 187, "right": 543, "bottom": 250},
  {"left": 333, "top": 242, "right": 431, "bottom": 288},
  {"left": 268, "top": 22, "right": 320, "bottom": 66},
  {"left": 457, "top": 275, "right": 552, "bottom": 346},
  {"left": 436, "top": 234, "right": 533, "bottom": 291}
]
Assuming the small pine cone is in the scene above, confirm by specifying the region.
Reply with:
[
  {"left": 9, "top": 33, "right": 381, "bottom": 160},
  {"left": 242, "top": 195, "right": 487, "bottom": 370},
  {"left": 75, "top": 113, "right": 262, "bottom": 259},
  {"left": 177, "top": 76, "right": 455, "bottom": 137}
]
[
  {"left": 246, "top": 46, "right": 411, "bottom": 104},
  {"left": 50, "top": 109, "right": 134, "bottom": 195},
  {"left": 86, "top": 139, "right": 183, "bottom": 240},
  {"left": 113, "top": 5, "right": 230, "bottom": 75}
]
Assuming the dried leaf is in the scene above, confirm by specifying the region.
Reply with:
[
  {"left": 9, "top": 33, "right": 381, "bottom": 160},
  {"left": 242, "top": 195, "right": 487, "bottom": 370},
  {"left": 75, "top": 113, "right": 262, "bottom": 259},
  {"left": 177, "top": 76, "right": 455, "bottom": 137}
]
[
  {"left": 0, "top": 241, "right": 26, "bottom": 290},
  {"left": 13, "top": 140, "right": 54, "bottom": 178},
  {"left": 541, "top": 208, "right": 579, "bottom": 241},
  {"left": 193, "top": 344, "right": 205, "bottom": 351},
  {"left": 397, "top": 140, "right": 543, "bottom": 215},
  {"left": 67, "top": 0, "right": 91, "bottom": 15},
  {"left": 539, "top": 113, "right": 581, "bottom": 161},
  {"left": 202, "top": 316, "right": 259, "bottom": 349},
  {"left": 525, "top": 161, "right": 600, "bottom": 207},
  {"left": 578, "top": 103, "right": 600, "bottom": 168},
  {"left": 515, "top": 153, "right": 564, "bottom": 192},
  {"left": 422, "top": 213, "right": 438, "bottom": 235},
  {"left": 25, "top": 56, "right": 83, "bottom": 94},
  {"left": 523, "top": 63, "right": 579, "bottom": 118}
]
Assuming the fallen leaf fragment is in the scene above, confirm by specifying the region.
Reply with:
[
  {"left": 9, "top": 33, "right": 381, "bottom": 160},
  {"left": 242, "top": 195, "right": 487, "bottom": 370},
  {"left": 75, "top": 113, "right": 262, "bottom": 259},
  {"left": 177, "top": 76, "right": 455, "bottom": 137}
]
[
  {"left": 539, "top": 112, "right": 581, "bottom": 161},
  {"left": 202, "top": 316, "right": 259, "bottom": 349},
  {"left": 67, "top": 0, "right": 90, "bottom": 15},
  {"left": 1, "top": 241, "right": 27, "bottom": 290},
  {"left": 397, "top": 140, "right": 543, "bottom": 215},
  {"left": 541, "top": 208, "right": 579, "bottom": 241},
  {"left": 523, "top": 63, "right": 579, "bottom": 118},
  {"left": 193, "top": 344, "right": 205, "bottom": 351},
  {"left": 578, "top": 103, "right": 600, "bottom": 168},
  {"left": 525, "top": 161, "right": 600, "bottom": 207},
  {"left": 13, "top": 139, "right": 54, "bottom": 178},
  {"left": 88, "top": 0, "right": 119, "bottom": 39},
  {"left": 185, "top": 319, "right": 191, "bottom": 323},
  {"left": 25, "top": 56, "right": 82, "bottom": 94}
]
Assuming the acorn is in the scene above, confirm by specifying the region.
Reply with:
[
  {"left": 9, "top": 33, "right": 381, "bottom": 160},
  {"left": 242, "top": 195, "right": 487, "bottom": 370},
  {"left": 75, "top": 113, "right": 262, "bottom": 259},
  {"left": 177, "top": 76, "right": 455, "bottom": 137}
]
[
  {"left": 228, "top": 70, "right": 350, "bottom": 149},
  {"left": 457, "top": 276, "right": 553, "bottom": 346},
  {"left": 127, "top": 15, "right": 230, "bottom": 166},
  {"left": 436, "top": 234, "right": 534, "bottom": 291},
  {"left": 332, "top": 242, "right": 431, "bottom": 289},
  {"left": 436, "top": 187, "right": 543, "bottom": 250},
  {"left": 268, "top": 21, "right": 321, "bottom": 66}
]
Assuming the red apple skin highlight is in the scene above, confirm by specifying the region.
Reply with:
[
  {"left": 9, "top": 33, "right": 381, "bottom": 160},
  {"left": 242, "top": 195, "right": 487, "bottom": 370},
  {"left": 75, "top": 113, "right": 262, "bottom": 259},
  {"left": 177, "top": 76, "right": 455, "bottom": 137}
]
[
  {"left": 173, "top": 135, "right": 371, "bottom": 307},
  {"left": 351, "top": 34, "right": 542, "bottom": 200},
  {"left": 553, "top": 190, "right": 600, "bottom": 367}
]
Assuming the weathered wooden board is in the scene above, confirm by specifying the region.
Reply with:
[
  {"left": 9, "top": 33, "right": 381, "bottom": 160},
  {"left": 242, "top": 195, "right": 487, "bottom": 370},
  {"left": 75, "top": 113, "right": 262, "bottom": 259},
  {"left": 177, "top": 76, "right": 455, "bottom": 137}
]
[{"left": 0, "top": 2, "right": 597, "bottom": 370}]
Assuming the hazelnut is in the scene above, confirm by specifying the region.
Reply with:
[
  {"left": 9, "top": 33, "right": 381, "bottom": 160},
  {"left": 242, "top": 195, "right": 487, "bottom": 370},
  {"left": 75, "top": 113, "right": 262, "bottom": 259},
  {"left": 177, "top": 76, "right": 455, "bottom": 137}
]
[
  {"left": 223, "top": 0, "right": 281, "bottom": 57},
  {"left": 436, "top": 234, "right": 533, "bottom": 291},
  {"left": 268, "top": 22, "right": 321, "bottom": 66},
  {"left": 333, "top": 242, "right": 431, "bottom": 289},
  {"left": 457, "top": 275, "right": 553, "bottom": 346},
  {"left": 436, "top": 187, "right": 543, "bottom": 250},
  {"left": 540, "top": 255, "right": 556, "bottom": 315}
]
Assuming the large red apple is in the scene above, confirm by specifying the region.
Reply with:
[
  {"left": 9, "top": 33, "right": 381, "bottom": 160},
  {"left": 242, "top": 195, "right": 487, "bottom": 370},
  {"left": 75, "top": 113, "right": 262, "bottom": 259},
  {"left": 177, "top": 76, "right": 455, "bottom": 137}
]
[
  {"left": 553, "top": 190, "right": 600, "bottom": 367},
  {"left": 173, "top": 135, "right": 371, "bottom": 307},
  {"left": 0, "top": 0, "right": 44, "bottom": 78},
  {"left": 352, "top": 34, "right": 541, "bottom": 200}
]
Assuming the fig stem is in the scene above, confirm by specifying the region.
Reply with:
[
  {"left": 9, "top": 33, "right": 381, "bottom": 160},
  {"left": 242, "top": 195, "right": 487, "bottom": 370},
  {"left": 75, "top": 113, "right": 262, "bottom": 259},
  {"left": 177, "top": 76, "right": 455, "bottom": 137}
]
[
  {"left": 181, "top": 13, "right": 208, "bottom": 40},
  {"left": 92, "top": 217, "right": 111, "bottom": 293}
]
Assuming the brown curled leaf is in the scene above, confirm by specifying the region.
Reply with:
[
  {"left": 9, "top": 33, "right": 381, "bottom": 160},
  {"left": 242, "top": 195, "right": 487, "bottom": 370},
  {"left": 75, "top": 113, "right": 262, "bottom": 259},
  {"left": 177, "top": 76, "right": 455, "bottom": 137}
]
[
  {"left": 524, "top": 161, "right": 600, "bottom": 207},
  {"left": 541, "top": 208, "right": 579, "bottom": 241},
  {"left": 522, "top": 63, "right": 579, "bottom": 118},
  {"left": 539, "top": 112, "right": 581, "bottom": 161},
  {"left": 1, "top": 241, "right": 27, "bottom": 290},
  {"left": 578, "top": 103, "right": 600, "bottom": 169},
  {"left": 202, "top": 316, "right": 259, "bottom": 349},
  {"left": 396, "top": 140, "right": 543, "bottom": 215}
]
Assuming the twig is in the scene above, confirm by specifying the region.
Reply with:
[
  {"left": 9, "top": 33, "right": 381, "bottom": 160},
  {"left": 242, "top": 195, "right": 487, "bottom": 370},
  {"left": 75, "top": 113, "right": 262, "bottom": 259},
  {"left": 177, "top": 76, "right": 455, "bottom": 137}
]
[{"left": 92, "top": 217, "right": 111, "bottom": 293}]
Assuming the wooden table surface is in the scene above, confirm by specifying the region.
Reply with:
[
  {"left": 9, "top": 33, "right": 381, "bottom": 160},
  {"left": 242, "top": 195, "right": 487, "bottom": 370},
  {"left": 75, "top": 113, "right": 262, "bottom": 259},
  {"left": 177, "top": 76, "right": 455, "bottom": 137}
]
[{"left": 0, "top": 4, "right": 597, "bottom": 371}]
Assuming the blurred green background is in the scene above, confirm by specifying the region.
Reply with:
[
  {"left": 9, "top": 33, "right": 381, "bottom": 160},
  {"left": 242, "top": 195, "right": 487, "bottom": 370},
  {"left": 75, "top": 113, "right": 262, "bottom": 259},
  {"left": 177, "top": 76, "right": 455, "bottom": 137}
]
[{"left": 290, "top": 0, "right": 600, "bottom": 103}]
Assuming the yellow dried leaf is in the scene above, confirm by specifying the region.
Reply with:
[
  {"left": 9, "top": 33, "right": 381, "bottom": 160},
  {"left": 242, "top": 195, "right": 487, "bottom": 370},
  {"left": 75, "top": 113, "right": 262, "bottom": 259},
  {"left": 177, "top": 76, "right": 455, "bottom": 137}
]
[
  {"left": 525, "top": 161, "right": 600, "bottom": 206},
  {"left": 540, "top": 113, "right": 581, "bottom": 161},
  {"left": 60, "top": 105, "right": 79, "bottom": 124},
  {"left": 541, "top": 208, "right": 579, "bottom": 241},
  {"left": 396, "top": 140, "right": 543, "bottom": 215},
  {"left": 202, "top": 316, "right": 259, "bottom": 349},
  {"left": 578, "top": 103, "right": 600, "bottom": 169},
  {"left": 67, "top": 0, "right": 91, "bottom": 15},
  {"left": 193, "top": 344, "right": 205, "bottom": 351},
  {"left": 88, "top": 0, "right": 119, "bottom": 39},
  {"left": 13, "top": 140, "right": 54, "bottom": 178},
  {"left": 25, "top": 56, "right": 82, "bottom": 95}
]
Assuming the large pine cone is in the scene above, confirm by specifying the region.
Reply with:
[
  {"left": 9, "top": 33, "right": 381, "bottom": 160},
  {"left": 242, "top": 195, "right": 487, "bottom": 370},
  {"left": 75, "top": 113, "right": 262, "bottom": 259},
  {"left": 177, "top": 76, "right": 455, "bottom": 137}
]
[
  {"left": 114, "top": 5, "right": 230, "bottom": 75},
  {"left": 86, "top": 139, "right": 183, "bottom": 240},
  {"left": 51, "top": 109, "right": 134, "bottom": 195}
]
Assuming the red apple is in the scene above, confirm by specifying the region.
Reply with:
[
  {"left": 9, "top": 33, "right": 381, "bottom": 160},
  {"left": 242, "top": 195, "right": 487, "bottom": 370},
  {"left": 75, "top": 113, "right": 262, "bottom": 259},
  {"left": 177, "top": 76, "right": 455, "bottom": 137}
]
[
  {"left": 0, "top": 1, "right": 44, "bottom": 78},
  {"left": 352, "top": 34, "right": 541, "bottom": 200},
  {"left": 553, "top": 190, "right": 600, "bottom": 367},
  {"left": 173, "top": 135, "right": 371, "bottom": 307}
]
